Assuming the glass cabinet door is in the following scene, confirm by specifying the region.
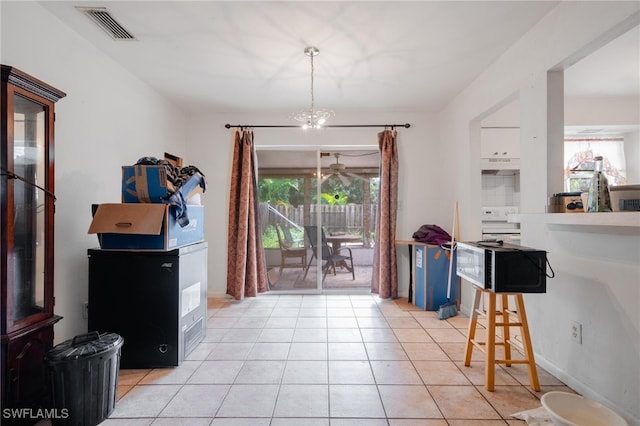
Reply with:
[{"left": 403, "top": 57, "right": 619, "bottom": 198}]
[
  {"left": 11, "top": 94, "right": 47, "bottom": 323},
  {"left": 2, "top": 65, "right": 65, "bottom": 336}
]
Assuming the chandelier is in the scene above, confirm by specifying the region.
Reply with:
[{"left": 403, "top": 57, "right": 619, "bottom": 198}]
[{"left": 291, "top": 46, "right": 334, "bottom": 129}]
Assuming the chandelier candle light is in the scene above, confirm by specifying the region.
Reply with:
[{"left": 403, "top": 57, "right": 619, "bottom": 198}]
[{"left": 292, "top": 46, "right": 334, "bottom": 129}]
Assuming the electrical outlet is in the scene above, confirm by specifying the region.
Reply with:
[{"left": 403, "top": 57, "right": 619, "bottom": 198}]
[
  {"left": 82, "top": 302, "right": 89, "bottom": 319},
  {"left": 570, "top": 321, "right": 582, "bottom": 344}
]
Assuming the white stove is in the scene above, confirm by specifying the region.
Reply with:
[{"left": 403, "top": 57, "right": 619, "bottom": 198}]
[
  {"left": 481, "top": 206, "right": 519, "bottom": 222},
  {"left": 481, "top": 206, "right": 521, "bottom": 244}
]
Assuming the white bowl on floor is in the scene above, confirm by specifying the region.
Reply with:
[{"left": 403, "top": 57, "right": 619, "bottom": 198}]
[{"left": 541, "top": 391, "right": 628, "bottom": 426}]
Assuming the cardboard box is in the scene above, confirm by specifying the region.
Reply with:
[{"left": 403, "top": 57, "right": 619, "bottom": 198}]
[
  {"left": 610, "top": 184, "right": 640, "bottom": 211},
  {"left": 122, "top": 165, "right": 204, "bottom": 203},
  {"left": 548, "top": 192, "right": 584, "bottom": 213},
  {"left": 88, "top": 203, "right": 204, "bottom": 250},
  {"left": 164, "top": 152, "right": 183, "bottom": 168}
]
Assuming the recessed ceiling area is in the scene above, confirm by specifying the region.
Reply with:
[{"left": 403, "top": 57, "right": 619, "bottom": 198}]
[
  {"left": 564, "top": 24, "right": 640, "bottom": 99},
  {"left": 564, "top": 24, "right": 640, "bottom": 136}
]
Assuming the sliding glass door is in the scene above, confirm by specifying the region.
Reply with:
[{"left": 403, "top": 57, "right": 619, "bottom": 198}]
[{"left": 257, "top": 147, "right": 379, "bottom": 293}]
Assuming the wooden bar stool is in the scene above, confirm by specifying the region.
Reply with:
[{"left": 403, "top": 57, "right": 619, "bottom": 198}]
[{"left": 464, "top": 287, "right": 540, "bottom": 391}]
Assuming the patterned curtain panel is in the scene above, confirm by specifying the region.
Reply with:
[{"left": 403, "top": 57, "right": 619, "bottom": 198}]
[
  {"left": 372, "top": 129, "right": 399, "bottom": 298},
  {"left": 227, "top": 130, "right": 268, "bottom": 299}
]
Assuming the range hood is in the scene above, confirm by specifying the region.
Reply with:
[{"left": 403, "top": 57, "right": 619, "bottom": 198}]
[
  {"left": 481, "top": 157, "right": 520, "bottom": 175},
  {"left": 482, "top": 169, "right": 520, "bottom": 176}
]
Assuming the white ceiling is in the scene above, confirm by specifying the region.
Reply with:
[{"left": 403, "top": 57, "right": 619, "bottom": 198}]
[
  {"left": 38, "top": 1, "right": 638, "bottom": 128},
  {"left": 36, "top": 1, "right": 639, "bottom": 170},
  {"left": 40, "top": 1, "right": 568, "bottom": 114},
  {"left": 40, "top": 0, "right": 640, "bottom": 117}
]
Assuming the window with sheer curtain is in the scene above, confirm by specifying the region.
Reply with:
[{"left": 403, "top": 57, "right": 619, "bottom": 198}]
[{"left": 564, "top": 138, "right": 627, "bottom": 191}]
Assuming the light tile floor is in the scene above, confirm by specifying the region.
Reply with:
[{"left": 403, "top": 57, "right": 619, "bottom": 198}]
[{"left": 103, "top": 294, "right": 574, "bottom": 425}]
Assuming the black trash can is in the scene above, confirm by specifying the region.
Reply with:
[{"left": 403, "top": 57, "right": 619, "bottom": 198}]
[{"left": 45, "top": 331, "right": 124, "bottom": 426}]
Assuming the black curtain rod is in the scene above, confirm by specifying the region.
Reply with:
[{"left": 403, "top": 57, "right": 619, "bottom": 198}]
[{"left": 224, "top": 123, "right": 410, "bottom": 129}]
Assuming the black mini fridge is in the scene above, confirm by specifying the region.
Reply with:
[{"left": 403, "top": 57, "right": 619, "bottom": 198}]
[{"left": 88, "top": 242, "right": 207, "bottom": 368}]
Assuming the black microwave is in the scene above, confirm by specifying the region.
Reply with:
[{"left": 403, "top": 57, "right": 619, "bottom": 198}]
[{"left": 456, "top": 241, "right": 547, "bottom": 293}]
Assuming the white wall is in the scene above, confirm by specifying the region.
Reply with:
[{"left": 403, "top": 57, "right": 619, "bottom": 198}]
[
  {"left": 1, "top": 2, "right": 188, "bottom": 343},
  {"left": 438, "top": 2, "right": 640, "bottom": 424},
  {"left": 185, "top": 111, "right": 442, "bottom": 298},
  {"left": 565, "top": 97, "right": 640, "bottom": 127}
]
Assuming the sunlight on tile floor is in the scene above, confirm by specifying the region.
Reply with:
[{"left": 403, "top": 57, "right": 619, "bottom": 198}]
[{"left": 103, "top": 294, "right": 574, "bottom": 425}]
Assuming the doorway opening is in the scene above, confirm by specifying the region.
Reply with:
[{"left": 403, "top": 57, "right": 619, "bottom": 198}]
[{"left": 257, "top": 148, "right": 379, "bottom": 293}]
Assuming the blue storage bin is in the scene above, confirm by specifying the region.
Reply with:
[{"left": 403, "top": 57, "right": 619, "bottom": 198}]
[{"left": 413, "top": 245, "right": 460, "bottom": 311}]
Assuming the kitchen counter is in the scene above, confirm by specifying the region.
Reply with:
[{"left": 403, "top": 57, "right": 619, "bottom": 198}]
[{"left": 510, "top": 212, "right": 639, "bottom": 234}]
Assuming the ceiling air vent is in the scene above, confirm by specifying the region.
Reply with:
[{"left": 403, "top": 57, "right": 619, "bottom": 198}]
[{"left": 77, "top": 7, "right": 136, "bottom": 41}]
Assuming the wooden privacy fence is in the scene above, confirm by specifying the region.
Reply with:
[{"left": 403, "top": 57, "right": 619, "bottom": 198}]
[{"left": 261, "top": 203, "right": 377, "bottom": 246}]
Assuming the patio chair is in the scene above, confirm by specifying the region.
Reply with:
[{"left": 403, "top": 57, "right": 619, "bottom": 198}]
[
  {"left": 303, "top": 225, "right": 355, "bottom": 281},
  {"left": 275, "top": 223, "right": 307, "bottom": 275}
]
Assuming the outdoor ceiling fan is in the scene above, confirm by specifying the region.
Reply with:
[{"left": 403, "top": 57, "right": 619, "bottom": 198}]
[{"left": 321, "top": 153, "right": 365, "bottom": 186}]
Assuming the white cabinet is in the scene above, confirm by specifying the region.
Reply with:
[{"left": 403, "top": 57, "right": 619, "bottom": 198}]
[{"left": 481, "top": 127, "right": 520, "bottom": 159}]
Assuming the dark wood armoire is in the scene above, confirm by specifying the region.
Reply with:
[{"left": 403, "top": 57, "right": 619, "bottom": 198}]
[{"left": 1, "top": 65, "right": 66, "bottom": 414}]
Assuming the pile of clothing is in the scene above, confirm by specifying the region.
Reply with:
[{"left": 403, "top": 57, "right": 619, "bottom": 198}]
[{"left": 135, "top": 156, "right": 206, "bottom": 227}]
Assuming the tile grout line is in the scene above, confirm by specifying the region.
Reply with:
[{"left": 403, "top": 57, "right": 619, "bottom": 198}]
[{"left": 113, "top": 295, "right": 561, "bottom": 423}]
